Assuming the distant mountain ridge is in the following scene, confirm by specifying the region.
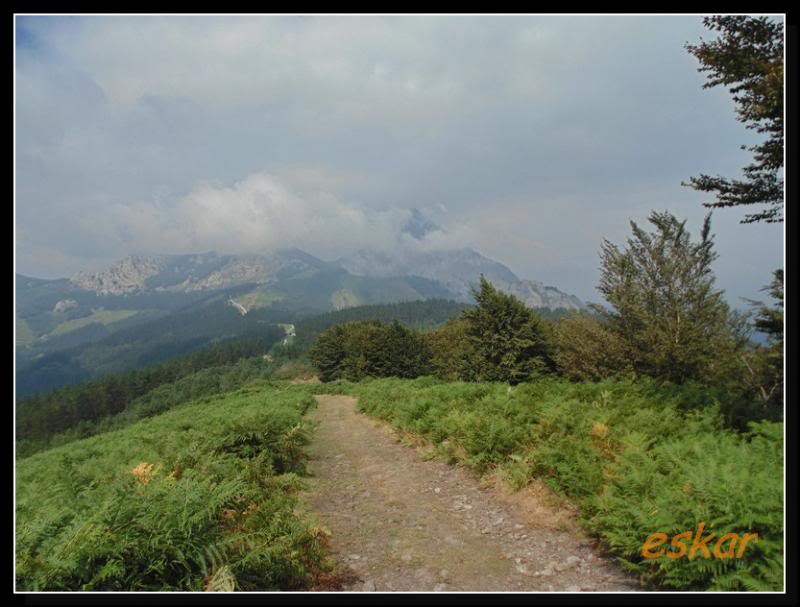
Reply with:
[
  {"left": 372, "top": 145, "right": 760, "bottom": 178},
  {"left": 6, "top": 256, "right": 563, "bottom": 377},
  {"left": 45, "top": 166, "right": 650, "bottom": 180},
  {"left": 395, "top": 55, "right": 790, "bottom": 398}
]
[
  {"left": 17, "top": 243, "right": 582, "bottom": 398},
  {"left": 66, "top": 246, "right": 584, "bottom": 311},
  {"left": 70, "top": 250, "right": 329, "bottom": 295},
  {"left": 334, "top": 247, "right": 584, "bottom": 311}
]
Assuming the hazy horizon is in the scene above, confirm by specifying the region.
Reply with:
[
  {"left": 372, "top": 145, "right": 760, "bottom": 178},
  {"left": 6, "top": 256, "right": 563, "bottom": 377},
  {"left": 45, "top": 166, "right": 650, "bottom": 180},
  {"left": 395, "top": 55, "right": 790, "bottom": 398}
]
[{"left": 15, "top": 14, "right": 784, "bottom": 306}]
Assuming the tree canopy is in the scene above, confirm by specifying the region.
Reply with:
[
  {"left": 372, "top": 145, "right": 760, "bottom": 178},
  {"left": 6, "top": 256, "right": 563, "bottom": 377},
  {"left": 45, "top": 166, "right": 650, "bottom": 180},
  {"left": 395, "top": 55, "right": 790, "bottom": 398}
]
[{"left": 308, "top": 320, "right": 432, "bottom": 382}]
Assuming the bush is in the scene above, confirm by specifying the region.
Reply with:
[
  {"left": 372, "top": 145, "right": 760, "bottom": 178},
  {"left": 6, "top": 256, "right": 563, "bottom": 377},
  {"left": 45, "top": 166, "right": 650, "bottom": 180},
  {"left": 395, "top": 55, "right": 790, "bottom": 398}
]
[
  {"left": 551, "top": 312, "right": 631, "bottom": 382},
  {"left": 427, "top": 319, "right": 481, "bottom": 381}
]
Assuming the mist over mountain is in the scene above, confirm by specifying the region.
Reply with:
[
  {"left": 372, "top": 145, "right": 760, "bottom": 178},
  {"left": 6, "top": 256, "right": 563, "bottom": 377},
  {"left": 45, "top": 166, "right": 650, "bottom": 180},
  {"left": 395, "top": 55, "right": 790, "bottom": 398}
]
[
  {"left": 16, "top": 207, "right": 582, "bottom": 397},
  {"left": 60, "top": 208, "right": 583, "bottom": 311},
  {"left": 401, "top": 208, "right": 443, "bottom": 240}
]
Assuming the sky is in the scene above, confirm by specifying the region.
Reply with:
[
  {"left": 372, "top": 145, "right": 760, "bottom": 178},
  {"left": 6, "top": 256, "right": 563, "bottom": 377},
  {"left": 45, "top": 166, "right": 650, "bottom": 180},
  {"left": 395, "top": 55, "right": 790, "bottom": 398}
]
[{"left": 14, "top": 14, "right": 784, "bottom": 306}]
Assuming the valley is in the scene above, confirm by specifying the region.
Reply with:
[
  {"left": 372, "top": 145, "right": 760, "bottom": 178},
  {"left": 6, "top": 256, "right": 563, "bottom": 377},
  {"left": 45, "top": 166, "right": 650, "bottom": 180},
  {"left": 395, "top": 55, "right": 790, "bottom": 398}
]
[{"left": 15, "top": 245, "right": 581, "bottom": 398}]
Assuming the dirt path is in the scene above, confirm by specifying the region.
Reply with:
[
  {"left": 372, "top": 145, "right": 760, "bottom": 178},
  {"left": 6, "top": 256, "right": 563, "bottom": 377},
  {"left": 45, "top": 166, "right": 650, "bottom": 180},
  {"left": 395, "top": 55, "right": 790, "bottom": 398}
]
[{"left": 303, "top": 394, "right": 638, "bottom": 592}]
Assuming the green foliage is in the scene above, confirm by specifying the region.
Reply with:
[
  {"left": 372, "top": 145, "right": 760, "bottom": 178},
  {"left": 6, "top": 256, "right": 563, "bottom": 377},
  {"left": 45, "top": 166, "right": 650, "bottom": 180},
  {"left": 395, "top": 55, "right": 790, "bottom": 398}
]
[
  {"left": 684, "top": 16, "right": 784, "bottom": 223},
  {"left": 16, "top": 296, "right": 294, "bottom": 398},
  {"left": 551, "top": 312, "right": 631, "bottom": 382},
  {"left": 427, "top": 318, "right": 481, "bottom": 381},
  {"left": 309, "top": 320, "right": 432, "bottom": 382},
  {"left": 343, "top": 377, "right": 783, "bottom": 591},
  {"left": 16, "top": 360, "right": 283, "bottom": 459},
  {"left": 460, "top": 276, "right": 554, "bottom": 384},
  {"left": 16, "top": 385, "right": 328, "bottom": 591},
  {"left": 291, "top": 299, "right": 470, "bottom": 352},
  {"left": 298, "top": 292, "right": 571, "bottom": 386},
  {"left": 587, "top": 420, "right": 783, "bottom": 590},
  {"left": 16, "top": 331, "right": 284, "bottom": 454},
  {"left": 597, "top": 212, "right": 741, "bottom": 384},
  {"left": 49, "top": 309, "right": 141, "bottom": 337},
  {"left": 752, "top": 269, "right": 784, "bottom": 341},
  {"left": 736, "top": 269, "right": 784, "bottom": 419}
]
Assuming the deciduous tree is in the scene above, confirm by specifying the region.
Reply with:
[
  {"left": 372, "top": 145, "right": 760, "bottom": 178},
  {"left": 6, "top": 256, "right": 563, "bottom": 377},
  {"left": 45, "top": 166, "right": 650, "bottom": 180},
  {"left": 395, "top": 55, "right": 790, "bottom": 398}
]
[{"left": 597, "top": 211, "right": 739, "bottom": 383}]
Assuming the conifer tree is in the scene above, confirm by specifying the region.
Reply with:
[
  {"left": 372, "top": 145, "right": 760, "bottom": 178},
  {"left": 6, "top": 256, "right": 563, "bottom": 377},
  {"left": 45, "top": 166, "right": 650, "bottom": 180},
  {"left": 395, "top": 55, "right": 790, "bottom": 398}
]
[
  {"left": 461, "top": 276, "right": 553, "bottom": 384},
  {"left": 308, "top": 324, "right": 348, "bottom": 382},
  {"left": 753, "top": 269, "right": 784, "bottom": 342},
  {"left": 684, "top": 16, "right": 784, "bottom": 223}
]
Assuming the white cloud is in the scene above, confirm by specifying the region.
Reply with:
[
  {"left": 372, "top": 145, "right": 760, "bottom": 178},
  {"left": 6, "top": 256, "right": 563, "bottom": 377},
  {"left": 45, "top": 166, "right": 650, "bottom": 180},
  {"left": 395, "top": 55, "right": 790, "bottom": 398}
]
[
  {"left": 15, "top": 15, "right": 784, "bottom": 304},
  {"left": 79, "top": 170, "right": 438, "bottom": 261}
]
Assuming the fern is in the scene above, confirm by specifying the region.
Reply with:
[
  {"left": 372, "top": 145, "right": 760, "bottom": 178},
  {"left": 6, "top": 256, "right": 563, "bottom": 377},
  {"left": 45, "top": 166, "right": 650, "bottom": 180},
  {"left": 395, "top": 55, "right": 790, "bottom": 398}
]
[
  {"left": 16, "top": 385, "right": 329, "bottom": 591},
  {"left": 345, "top": 376, "right": 784, "bottom": 591}
]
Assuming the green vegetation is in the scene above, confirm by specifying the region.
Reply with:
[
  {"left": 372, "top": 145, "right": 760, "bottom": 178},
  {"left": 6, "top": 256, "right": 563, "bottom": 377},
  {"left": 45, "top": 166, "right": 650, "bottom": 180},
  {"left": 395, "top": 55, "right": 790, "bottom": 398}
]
[
  {"left": 738, "top": 269, "right": 784, "bottom": 418},
  {"left": 16, "top": 330, "right": 285, "bottom": 457},
  {"left": 16, "top": 384, "right": 328, "bottom": 590},
  {"left": 306, "top": 286, "right": 558, "bottom": 386},
  {"left": 16, "top": 299, "right": 470, "bottom": 456},
  {"left": 550, "top": 312, "right": 630, "bottom": 382},
  {"left": 684, "top": 16, "right": 784, "bottom": 223},
  {"left": 460, "top": 277, "right": 554, "bottom": 384},
  {"left": 308, "top": 223, "right": 779, "bottom": 426},
  {"left": 235, "top": 287, "right": 287, "bottom": 311},
  {"left": 298, "top": 209, "right": 783, "bottom": 591},
  {"left": 14, "top": 16, "right": 784, "bottom": 594},
  {"left": 49, "top": 309, "right": 140, "bottom": 337},
  {"left": 337, "top": 376, "right": 783, "bottom": 591},
  {"left": 597, "top": 211, "right": 741, "bottom": 385},
  {"left": 309, "top": 320, "right": 432, "bottom": 382},
  {"left": 291, "top": 299, "right": 469, "bottom": 350},
  {"left": 427, "top": 318, "right": 480, "bottom": 381},
  {"left": 15, "top": 298, "right": 294, "bottom": 398},
  {"left": 16, "top": 357, "right": 279, "bottom": 459},
  {"left": 16, "top": 318, "right": 35, "bottom": 347}
]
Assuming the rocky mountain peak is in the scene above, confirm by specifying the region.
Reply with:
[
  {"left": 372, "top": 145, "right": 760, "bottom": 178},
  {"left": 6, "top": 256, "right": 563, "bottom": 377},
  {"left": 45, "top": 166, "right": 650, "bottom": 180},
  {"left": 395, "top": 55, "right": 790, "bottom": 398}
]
[
  {"left": 64, "top": 247, "right": 584, "bottom": 311},
  {"left": 71, "top": 255, "right": 164, "bottom": 295}
]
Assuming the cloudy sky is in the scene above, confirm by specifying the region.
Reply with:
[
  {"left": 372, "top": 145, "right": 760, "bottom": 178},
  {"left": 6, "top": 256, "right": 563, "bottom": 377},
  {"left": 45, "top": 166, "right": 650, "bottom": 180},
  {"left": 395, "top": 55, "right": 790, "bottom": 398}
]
[{"left": 15, "top": 14, "right": 784, "bottom": 305}]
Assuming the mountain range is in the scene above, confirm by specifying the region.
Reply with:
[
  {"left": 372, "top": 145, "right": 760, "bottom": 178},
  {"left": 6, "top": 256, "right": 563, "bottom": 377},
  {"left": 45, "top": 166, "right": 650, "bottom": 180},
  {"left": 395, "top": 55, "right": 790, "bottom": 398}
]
[
  {"left": 65, "top": 247, "right": 584, "bottom": 312},
  {"left": 16, "top": 233, "right": 584, "bottom": 396}
]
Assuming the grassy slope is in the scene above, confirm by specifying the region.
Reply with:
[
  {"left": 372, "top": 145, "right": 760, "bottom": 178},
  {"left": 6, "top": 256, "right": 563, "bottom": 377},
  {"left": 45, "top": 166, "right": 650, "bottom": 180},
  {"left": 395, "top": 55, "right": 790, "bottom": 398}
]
[
  {"left": 16, "top": 382, "right": 329, "bottom": 591},
  {"left": 49, "top": 309, "right": 141, "bottom": 337},
  {"left": 16, "top": 318, "right": 35, "bottom": 347}
]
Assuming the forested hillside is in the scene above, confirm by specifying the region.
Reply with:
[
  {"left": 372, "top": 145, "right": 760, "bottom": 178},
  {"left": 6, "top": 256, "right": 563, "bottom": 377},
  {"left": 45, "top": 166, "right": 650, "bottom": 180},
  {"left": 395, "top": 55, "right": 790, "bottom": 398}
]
[
  {"left": 15, "top": 296, "right": 295, "bottom": 398},
  {"left": 15, "top": 299, "right": 471, "bottom": 457}
]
